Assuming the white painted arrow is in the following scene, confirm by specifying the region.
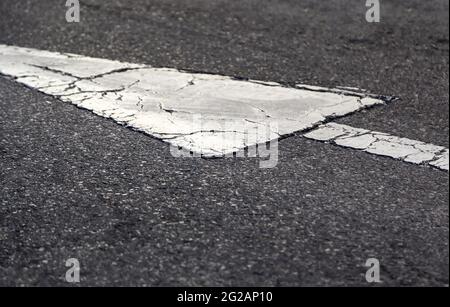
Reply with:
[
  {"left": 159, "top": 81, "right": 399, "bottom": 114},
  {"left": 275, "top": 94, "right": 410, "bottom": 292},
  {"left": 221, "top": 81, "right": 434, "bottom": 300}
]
[
  {"left": 0, "top": 44, "right": 385, "bottom": 157},
  {"left": 0, "top": 44, "right": 447, "bottom": 171}
]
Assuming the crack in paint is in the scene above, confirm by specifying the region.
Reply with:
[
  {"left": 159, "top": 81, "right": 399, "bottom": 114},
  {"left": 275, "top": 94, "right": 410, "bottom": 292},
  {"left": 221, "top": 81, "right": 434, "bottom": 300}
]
[{"left": 31, "top": 64, "right": 146, "bottom": 81}]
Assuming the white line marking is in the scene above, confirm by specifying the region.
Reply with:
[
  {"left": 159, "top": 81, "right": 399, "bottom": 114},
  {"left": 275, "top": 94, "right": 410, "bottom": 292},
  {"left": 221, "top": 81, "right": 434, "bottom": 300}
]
[
  {"left": 304, "top": 123, "right": 449, "bottom": 171},
  {"left": 0, "top": 44, "right": 387, "bottom": 157}
]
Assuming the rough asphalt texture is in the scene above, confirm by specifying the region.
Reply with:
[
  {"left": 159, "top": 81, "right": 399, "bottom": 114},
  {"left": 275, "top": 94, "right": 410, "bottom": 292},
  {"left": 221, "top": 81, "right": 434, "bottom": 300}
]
[{"left": 0, "top": 0, "right": 448, "bottom": 286}]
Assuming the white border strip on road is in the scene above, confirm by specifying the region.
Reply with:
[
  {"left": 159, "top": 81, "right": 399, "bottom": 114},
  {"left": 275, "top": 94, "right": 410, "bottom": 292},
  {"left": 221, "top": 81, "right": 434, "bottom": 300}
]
[{"left": 304, "top": 123, "right": 449, "bottom": 171}]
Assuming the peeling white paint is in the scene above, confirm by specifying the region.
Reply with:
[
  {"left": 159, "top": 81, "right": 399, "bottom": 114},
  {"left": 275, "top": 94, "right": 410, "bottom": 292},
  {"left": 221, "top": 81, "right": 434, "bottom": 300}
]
[
  {"left": 0, "top": 44, "right": 386, "bottom": 156},
  {"left": 304, "top": 123, "right": 449, "bottom": 171}
]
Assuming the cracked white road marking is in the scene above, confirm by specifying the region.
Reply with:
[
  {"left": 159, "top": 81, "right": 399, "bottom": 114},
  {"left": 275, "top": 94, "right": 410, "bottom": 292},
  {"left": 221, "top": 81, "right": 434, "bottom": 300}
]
[
  {"left": 0, "top": 44, "right": 388, "bottom": 156},
  {"left": 305, "top": 123, "right": 449, "bottom": 171}
]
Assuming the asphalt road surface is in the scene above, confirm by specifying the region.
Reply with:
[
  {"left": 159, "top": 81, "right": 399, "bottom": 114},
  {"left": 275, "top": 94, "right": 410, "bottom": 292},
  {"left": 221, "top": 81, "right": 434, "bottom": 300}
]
[{"left": 0, "top": 0, "right": 448, "bottom": 286}]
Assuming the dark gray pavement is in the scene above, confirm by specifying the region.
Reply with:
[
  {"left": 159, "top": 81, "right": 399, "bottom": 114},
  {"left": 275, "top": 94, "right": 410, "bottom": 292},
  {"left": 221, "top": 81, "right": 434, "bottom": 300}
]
[{"left": 0, "top": 0, "right": 448, "bottom": 286}]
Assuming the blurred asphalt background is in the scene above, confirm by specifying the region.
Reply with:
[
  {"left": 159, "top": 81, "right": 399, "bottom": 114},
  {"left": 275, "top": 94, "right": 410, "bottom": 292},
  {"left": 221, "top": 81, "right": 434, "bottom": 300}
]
[{"left": 0, "top": 0, "right": 448, "bottom": 286}]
